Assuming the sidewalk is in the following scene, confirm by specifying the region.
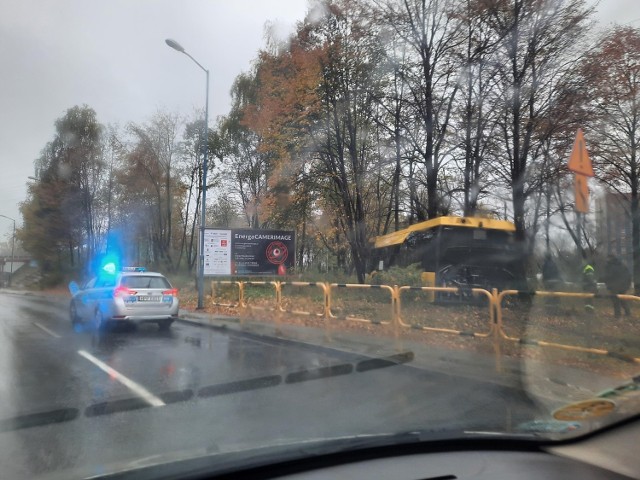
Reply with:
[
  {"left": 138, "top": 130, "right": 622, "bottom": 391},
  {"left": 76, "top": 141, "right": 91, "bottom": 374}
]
[{"left": 178, "top": 308, "right": 620, "bottom": 409}]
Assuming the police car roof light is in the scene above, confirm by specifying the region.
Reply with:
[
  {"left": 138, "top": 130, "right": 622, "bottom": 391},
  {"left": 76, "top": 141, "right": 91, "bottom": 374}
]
[
  {"left": 122, "top": 266, "right": 146, "bottom": 272},
  {"left": 102, "top": 262, "right": 117, "bottom": 275}
]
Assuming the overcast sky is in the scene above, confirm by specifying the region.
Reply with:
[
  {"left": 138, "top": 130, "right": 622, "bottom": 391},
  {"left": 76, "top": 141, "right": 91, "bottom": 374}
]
[{"left": 0, "top": 0, "right": 638, "bottom": 240}]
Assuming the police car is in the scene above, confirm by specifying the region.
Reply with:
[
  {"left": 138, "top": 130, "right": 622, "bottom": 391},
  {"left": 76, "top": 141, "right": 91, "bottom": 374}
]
[{"left": 69, "top": 266, "right": 179, "bottom": 330}]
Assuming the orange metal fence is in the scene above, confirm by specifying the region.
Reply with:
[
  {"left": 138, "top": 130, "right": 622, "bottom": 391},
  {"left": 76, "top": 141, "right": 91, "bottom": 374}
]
[
  {"left": 202, "top": 280, "right": 640, "bottom": 364},
  {"left": 497, "top": 290, "right": 640, "bottom": 364},
  {"left": 209, "top": 281, "right": 243, "bottom": 308},
  {"left": 327, "top": 283, "right": 395, "bottom": 326}
]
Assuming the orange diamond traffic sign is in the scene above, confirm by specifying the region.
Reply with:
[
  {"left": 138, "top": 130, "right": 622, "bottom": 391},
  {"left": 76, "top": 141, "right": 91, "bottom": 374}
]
[{"left": 568, "top": 129, "right": 594, "bottom": 177}]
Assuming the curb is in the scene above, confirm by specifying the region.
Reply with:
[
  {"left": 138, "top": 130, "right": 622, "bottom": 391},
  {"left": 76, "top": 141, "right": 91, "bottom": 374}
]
[
  {"left": 176, "top": 309, "right": 534, "bottom": 390},
  {"left": 176, "top": 315, "right": 385, "bottom": 364},
  {"left": 176, "top": 311, "right": 399, "bottom": 365}
]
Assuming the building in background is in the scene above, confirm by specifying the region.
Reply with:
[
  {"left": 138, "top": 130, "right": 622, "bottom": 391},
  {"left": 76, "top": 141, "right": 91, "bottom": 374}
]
[{"left": 596, "top": 192, "right": 633, "bottom": 268}]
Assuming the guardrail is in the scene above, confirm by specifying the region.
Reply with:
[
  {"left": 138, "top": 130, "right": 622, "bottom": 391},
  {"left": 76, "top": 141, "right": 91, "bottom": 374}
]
[
  {"left": 278, "top": 282, "right": 331, "bottom": 339},
  {"left": 278, "top": 282, "right": 329, "bottom": 318},
  {"left": 239, "top": 281, "right": 279, "bottom": 310},
  {"left": 497, "top": 290, "right": 640, "bottom": 364},
  {"left": 328, "top": 283, "right": 395, "bottom": 326},
  {"left": 397, "top": 286, "right": 496, "bottom": 337},
  {"left": 202, "top": 281, "right": 640, "bottom": 366},
  {"left": 209, "top": 281, "right": 243, "bottom": 308}
]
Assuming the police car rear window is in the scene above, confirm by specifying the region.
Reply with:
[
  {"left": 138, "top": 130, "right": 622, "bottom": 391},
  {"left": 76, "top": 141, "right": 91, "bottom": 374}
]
[{"left": 120, "top": 276, "right": 171, "bottom": 289}]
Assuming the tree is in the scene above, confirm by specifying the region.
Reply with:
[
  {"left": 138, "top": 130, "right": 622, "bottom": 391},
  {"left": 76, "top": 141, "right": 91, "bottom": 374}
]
[
  {"left": 19, "top": 176, "right": 74, "bottom": 282},
  {"left": 207, "top": 194, "right": 243, "bottom": 229},
  {"left": 377, "top": 0, "right": 462, "bottom": 221},
  {"left": 217, "top": 72, "right": 272, "bottom": 229},
  {"left": 242, "top": 28, "right": 326, "bottom": 268},
  {"left": 582, "top": 26, "right": 640, "bottom": 293},
  {"left": 120, "top": 111, "right": 181, "bottom": 271},
  {"left": 369, "top": 21, "right": 410, "bottom": 233},
  {"left": 482, "top": 0, "right": 593, "bottom": 255},
  {"left": 175, "top": 115, "right": 214, "bottom": 272},
  {"left": 20, "top": 105, "right": 105, "bottom": 280},
  {"left": 449, "top": 0, "right": 502, "bottom": 216},
  {"left": 301, "top": 0, "right": 389, "bottom": 281}
]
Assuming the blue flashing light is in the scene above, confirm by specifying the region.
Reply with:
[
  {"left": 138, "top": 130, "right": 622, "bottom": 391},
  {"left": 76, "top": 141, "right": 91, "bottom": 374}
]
[
  {"left": 103, "top": 262, "right": 117, "bottom": 275},
  {"left": 98, "top": 254, "right": 121, "bottom": 277}
]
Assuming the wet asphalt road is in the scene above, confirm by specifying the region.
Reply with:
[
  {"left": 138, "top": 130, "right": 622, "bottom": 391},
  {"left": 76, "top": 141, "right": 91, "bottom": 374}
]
[{"left": 0, "top": 291, "right": 543, "bottom": 479}]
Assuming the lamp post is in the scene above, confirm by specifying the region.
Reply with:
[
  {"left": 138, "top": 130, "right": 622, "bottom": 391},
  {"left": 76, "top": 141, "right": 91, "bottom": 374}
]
[
  {"left": 0, "top": 215, "right": 16, "bottom": 288},
  {"left": 166, "top": 38, "right": 210, "bottom": 310}
]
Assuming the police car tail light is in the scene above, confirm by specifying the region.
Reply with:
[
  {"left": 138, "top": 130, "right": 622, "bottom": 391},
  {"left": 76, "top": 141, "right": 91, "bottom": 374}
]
[
  {"left": 114, "top": 286, "right": 137, "bottom": 298},
  {"left": 162, "top": 288, "right": 178, "bottom": 296}
]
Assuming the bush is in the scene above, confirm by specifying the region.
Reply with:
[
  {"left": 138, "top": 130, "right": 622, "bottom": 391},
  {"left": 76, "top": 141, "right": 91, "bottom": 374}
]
[{"left": 369, "top": 264, "right": 423, "bottom": 287}]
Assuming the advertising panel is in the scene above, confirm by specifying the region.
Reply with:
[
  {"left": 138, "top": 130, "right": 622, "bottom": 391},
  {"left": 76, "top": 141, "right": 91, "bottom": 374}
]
[
  {"left": 203, "top": 229, "right": 232, "bottom": 275},
  {"left": 203, "top": 229, "right": 295, "bottom": 276}
]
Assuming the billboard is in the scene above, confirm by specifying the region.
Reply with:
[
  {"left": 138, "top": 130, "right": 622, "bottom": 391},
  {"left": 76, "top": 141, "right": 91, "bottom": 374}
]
[
  {"left": 203, "top": 229, "right": 295, "bottom": 276},
  {"left": 202, "top": 229, "right": 232, "bottom": 275}
]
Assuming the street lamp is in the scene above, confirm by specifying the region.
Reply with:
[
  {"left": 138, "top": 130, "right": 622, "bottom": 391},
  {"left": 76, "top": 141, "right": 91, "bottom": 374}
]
[
  {"left": 166, "top": 38, "right": 210, "bottom": 310},
  {"left": 0, "top": 215, "right": 16, "bottom": 288}
]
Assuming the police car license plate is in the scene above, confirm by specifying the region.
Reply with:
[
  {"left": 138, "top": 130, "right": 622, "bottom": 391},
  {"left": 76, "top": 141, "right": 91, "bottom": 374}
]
[{"left": 138, "top": 296, "right": 161, "bottom": 302}]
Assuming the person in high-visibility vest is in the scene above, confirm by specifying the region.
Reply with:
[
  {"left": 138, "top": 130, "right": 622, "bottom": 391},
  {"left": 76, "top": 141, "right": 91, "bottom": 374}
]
[{"left": 582, "top": 263, "right": 597, "bottom": 311}]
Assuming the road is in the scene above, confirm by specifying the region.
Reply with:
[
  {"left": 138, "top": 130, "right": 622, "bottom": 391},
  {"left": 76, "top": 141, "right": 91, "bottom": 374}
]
[{"left": 0, "top": 291, "right": 548, "bottom": 479}]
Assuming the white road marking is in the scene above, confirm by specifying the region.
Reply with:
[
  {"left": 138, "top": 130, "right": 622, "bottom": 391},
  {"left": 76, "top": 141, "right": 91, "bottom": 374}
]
[
  {"left": 33, "top": 322, "right": 61, "bottom": 339},
  {"left": 77, "top": 350, "right": 165, "bottom": 407}
]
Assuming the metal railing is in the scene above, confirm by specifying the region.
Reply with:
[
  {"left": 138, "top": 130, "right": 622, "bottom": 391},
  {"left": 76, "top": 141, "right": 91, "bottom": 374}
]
[
  {"left": 328, "top": 283, "right": 395, "bottom": 326},
  {"left": 202, "top": 280, "right": 640, "bottom": 365},
  {"left": 209, "top": 281, "right": 243, "bottom": 308},
  {"left": 497, "top": 290, "right": 640, "bottom": 364},
  {"left": 397, "top": 286, "right": 496, "bottom": 337},
  {"left": 278, "top": 282, "right": 329, "bottom": 318}
]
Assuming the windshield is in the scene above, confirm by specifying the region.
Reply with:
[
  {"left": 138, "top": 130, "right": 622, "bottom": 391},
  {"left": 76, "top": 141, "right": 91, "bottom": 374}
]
[{"left": 1, "top": 0, "right": 640, "bottom": 478}]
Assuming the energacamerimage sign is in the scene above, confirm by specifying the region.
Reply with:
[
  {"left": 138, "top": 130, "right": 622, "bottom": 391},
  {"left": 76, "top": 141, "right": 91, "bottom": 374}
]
[{"left": 203, "top": 229, "right": 295, "bottom": 276}]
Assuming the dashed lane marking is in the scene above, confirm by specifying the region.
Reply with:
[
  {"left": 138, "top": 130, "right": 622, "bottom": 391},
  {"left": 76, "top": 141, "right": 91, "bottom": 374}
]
[
  {"left": 77, "top": 350, "right": 165, "bottom": 407},
  {"left": 33, "top": 322, "right": 61, "bottom": 339}
]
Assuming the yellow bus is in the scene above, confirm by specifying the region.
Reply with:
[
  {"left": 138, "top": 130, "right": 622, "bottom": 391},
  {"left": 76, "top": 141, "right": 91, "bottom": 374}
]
[{"left": 371, "top": 216, "right": 524, "bottom": 296}]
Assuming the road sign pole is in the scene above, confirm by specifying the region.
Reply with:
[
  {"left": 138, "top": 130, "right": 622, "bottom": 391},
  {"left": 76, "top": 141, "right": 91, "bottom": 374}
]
[{"left": 577, "top": 212, "right": 583, "bottom": 258}]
